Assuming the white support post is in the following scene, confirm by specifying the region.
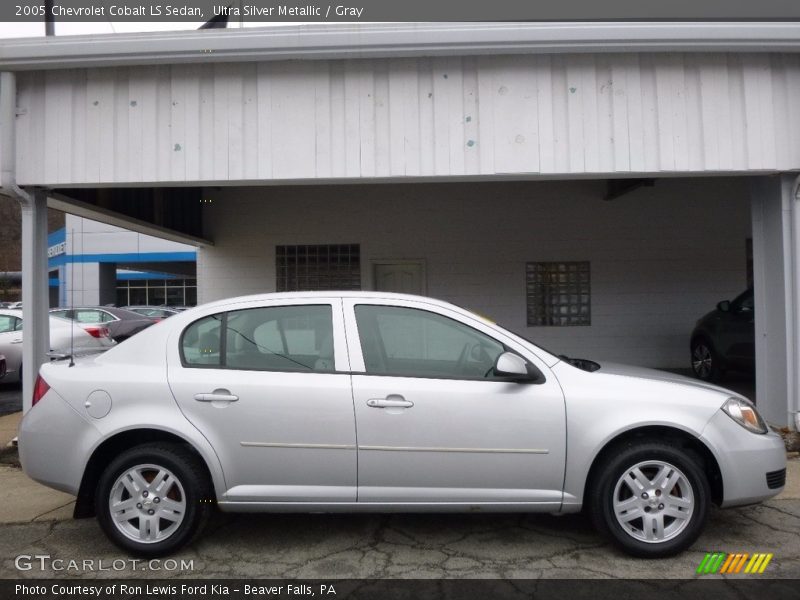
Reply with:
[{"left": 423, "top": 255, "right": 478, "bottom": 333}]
[
  {"left": 20, "top": 188, "right": 50, "bottom": 413},
  {"left": 750, "top": 174, "right": 800, "bottom": 428},
  {"left": 0, "top": 70, "right": 51, "bottom": 413}
]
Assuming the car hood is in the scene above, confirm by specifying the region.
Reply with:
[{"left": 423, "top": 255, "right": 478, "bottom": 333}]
[{"left": 594, "top": 361, "right": 744, "bottom": 398}]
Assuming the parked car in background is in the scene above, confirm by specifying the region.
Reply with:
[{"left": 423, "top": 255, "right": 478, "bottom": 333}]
[
  {"left": 50, "top": 307, "right": 156, "bottom": 343},
  {"left": 19, "top": 292, "right": 785, "bottom": 558},
  {"left": 123, "top": 306, "right": 180, "bottom": 321},
  {"left": 690, "top": 288, "right": 754, "bottom": 382},
  {"left": 0, "top": 302, "right": 13, "bottom": 309},
  {"left": 7, "top": 302, "right": 22, "bottom": 309},
  {"left": 0, "top": 309, "right": 114, "bottom": 383}
]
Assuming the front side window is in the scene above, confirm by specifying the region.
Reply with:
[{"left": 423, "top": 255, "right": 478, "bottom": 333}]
[
  {"left": 181, "top": 305, "right": 334, "bottom": 372},
  {"left": 731, "top": 288, "right": 754, "bottom": 313},
  {"left": 355, "top": 305, "right": 506, "bottom": 380}
]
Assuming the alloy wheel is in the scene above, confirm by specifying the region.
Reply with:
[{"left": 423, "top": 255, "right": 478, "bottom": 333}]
[
  {"left": 108, "top": 463, "right": 187, "bottom": 544},
  {"left": 612, "top": 460, "right": 694, "bottom": 543},
  {"left": 692, "top": 344, "right": 713, "bottom": 379}
]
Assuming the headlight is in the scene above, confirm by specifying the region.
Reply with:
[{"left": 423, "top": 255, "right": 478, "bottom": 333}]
[{"left": 721, "top": 397, "right": 768, "bottom": 434}]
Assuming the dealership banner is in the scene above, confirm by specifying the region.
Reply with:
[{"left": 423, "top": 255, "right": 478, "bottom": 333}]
[
  {"left": 3, "top": 0, "right": 800, "bottom": 22},
  {"left": 3, "top": 579, "right": 800, "bottom": 600}
]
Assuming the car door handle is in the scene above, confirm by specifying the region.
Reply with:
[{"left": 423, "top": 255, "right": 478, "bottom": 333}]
[
  {"left": 194, "top": 390, "right": 239, "bottom": 403},
  {"left": 10, "top": 339, "right": 22, "bottom": 344},
  {"left": 367, "top": 396, "right": 414, "bottom": 409}
]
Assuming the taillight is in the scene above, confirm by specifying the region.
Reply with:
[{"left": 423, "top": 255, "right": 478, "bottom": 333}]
[
  {"left": 32, "top": 375, "right": 50, "bottom": 407},
  {"left": 83, "top": 326, "right": 110, "bottom": 339}
]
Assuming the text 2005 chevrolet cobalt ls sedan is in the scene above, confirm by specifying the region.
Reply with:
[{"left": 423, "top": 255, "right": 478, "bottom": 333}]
[{"left": 19, "top": 293, "right": 786, "bottom": 557}]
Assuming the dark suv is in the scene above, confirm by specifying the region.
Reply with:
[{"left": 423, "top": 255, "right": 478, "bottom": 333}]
[{"left": 690, "top": 288, "right": 754, "bottom": 381}]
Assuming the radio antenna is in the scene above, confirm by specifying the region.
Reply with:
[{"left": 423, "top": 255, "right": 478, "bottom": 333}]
[{"left": 68, "top": 229, "right": 75, "bottom": 367}]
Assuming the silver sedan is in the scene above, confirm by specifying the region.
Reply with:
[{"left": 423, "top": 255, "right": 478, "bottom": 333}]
[
  {"left": 18, "top": 293, "right": 786, "bottom": 557},
  {"left": 0, "top": 308, "right": 114, "bottom": 383}
]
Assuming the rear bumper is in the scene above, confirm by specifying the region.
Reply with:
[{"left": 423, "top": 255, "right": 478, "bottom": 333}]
[
  {"left": 701, "top": 410, "right": 787, "bottom": 507},
  {"left": 18, "top": 390, "right": 100, "bottom": 496}
]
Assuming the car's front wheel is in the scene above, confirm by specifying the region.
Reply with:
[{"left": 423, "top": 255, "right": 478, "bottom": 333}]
[
  {"left": 95, "top": 443, "right": 212, "bottom": 557},
  {"left": 590, "top": 442, "right": 710, "bottom": 557},
  {"left": 691, "top": 338, "right": 723, "bottom": 382}
]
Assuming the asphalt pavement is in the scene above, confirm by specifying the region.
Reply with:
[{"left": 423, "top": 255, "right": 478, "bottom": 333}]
[{"left": 1, "top": 497, "right": 798, "bottom": 579}]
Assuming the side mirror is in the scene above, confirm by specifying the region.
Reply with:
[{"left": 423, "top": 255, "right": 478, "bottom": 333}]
[
  {"left": 716, "top": 300, "right": 731, "bottom": 313},
  {"left": 494, "top": 352, "right": 537, "bottom": 382}
]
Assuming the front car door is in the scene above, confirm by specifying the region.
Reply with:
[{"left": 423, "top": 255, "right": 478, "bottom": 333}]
[
  {"left": 0, "top": 313, "right": 23, "bottom": 378},
  {"left": 343, "top": 298, "right": 567, "bottom": 507},
  {"left": 167, "top": 298, "right": 357, "bottom": 504},
  {"left": 717, "top": 289, "right": 755, "bottom": 369}
]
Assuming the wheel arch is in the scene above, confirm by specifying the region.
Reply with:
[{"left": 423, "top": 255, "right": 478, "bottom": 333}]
[
  {"left": 582, "top": 425, "right": 723, "bottom": 509},
  {"left": 689, "top": 331, "right": 716, "bottom": 353},
  {"left": 74, "top": 428, "right": 217, "bottom": 519}
]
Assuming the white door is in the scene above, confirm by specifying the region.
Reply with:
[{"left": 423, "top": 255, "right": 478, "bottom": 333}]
[
  {"left": 167, "top": 300, "right": 357, "bottom": 503},
  {"left": 344, "top": 299, "right": 567, "bottom": 506},
  {"left": 373, "top": 261, "right": 425, "bottom": 295}
]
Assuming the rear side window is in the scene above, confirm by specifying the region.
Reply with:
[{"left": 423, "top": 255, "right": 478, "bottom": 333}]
[
  {"left": 0, "top": 315, "right": 20, "bottom": 334},
  {"left": 181, "top": 314, "right": 224, "bottom": 366},
  {"left": 181, "top": 305, "right": 334, "bottom": 372},
  {"left": 75, "top": 309, "right": 114, "bottom": 324}
]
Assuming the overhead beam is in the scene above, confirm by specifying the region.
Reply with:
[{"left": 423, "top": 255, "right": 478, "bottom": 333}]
[
  {"left": 47, "top": 192, "right": 213, "bottom": 248},
  {"left": 2, "top": 22, "right": 800, "bottom": 71},
  {"left": 604, "top": 178, "right": 655, "bottom": 201}
]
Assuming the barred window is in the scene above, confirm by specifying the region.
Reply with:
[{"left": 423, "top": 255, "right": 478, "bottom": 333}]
[
  {"left": 526, "top": 261, "right": 591, "bottom": 327},
  {"left": 276, "top": 244, "right": 361, "bottom": 292}
]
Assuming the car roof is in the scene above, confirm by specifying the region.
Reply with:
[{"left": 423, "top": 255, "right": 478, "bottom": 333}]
[
  {"left": 52, "top": 306, "right": 146, "bottom": 318},
  {"left": 195, "top": 291, "right": 468, "bottom": 315}
]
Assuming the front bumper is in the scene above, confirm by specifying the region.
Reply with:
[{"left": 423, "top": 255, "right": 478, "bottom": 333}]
[{"left": 701, "top": 409, "right": 787, "bottom": 507}]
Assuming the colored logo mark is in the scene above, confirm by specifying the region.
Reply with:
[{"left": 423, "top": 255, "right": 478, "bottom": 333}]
[{"left": 696, "top": 552, "right": 773, "bottom": 574}]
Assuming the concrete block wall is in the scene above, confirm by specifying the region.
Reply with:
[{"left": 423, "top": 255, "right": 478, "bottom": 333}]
[{"left": 198, "top": 177, "right": 751, "bottom": 368}]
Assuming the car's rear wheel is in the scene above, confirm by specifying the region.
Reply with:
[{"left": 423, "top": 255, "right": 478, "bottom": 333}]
[
  {"left": 590, "top": 442, "right": 710, "bottom": 557},
  {"left": 691, "top": 338, "right": 723, "bottom": 382},
  {"left": 96, "top": 443, "right": 212, "bottom": 557}
]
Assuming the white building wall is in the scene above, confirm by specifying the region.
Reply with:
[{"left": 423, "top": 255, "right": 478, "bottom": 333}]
[
  {"left": 65, "top": 214, "right": 196, "bottom": 255},
  {"left": 15, "top": 53, "right": 800, "bottom": 186},
  {"left": 199, "top": 177, "right": 751, "bottom": 368},
  {"left": 62, "top": 214, "right": 196, "bottom": 305}
]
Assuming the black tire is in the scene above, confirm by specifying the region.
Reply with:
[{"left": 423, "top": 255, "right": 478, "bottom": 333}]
[
  {"left": 690, "top": 337, "right": 724, "bottom": 382},
  {"left": 95, "top": 442, "right": 212, "bottom": 557},
  {"left": 589, "top": 441, "right": 710, "bottom": 558}
]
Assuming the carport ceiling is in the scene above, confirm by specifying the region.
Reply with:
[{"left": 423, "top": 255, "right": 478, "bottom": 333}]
[{"left": 49, "top": 187, "right": 209, "bottom": 247}]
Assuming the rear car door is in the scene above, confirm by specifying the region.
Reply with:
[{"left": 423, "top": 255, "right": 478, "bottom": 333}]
[
  {"left": 167, "top": 298, "right": 357, "bottom": 503},
  {"left": 344, "top": 298, "right": 567, "bottom": 506}
]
